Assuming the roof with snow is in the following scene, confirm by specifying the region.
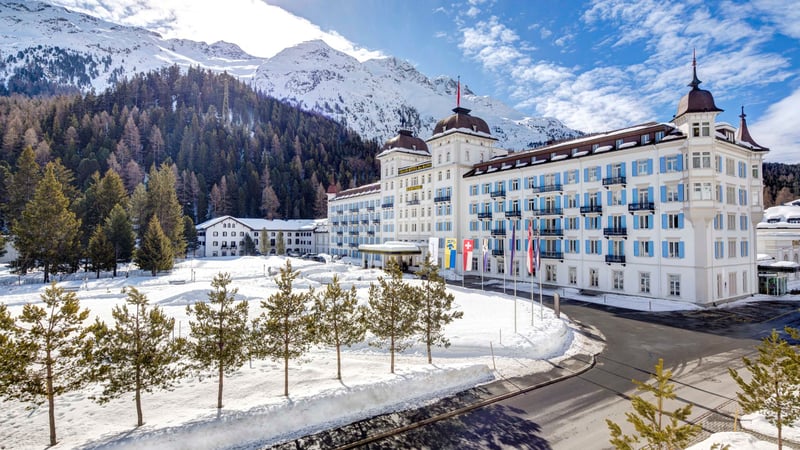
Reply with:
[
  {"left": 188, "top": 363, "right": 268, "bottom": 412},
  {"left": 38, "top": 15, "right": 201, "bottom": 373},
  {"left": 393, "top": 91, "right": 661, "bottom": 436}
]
[
  {"left": 331, "top": 182, "right": 381, "bottom": 201},
  {"left": 430, "top": 106, "right": 496, "bottom": 141},
  {"left": 196, "top": 215, "right": 319, "bottom": 232},
  {"left": 381, "top": 129, "right": 429, "bottom": 153},
  {"left": 358, "top": 241, "right": 422, "bottom": 255},
  {"left": 757, "top": 200, "right": 800, "bottom": 228}
]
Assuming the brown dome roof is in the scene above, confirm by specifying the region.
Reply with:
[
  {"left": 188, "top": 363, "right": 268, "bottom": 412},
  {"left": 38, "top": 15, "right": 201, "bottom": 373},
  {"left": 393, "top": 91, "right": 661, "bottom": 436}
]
[
  {"left": 433, "top": 106, "right": 491, "bottom": 135},
  {"left": 675, "top": 59, "right": 722, "bottom": 119},
  {"left": 382, "top": 129, "right": 428, "bottom": 152}
]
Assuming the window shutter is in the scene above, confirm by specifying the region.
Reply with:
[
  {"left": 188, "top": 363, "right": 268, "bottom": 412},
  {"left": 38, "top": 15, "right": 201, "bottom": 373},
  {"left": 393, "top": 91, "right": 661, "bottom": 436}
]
[
  {"left": 659, "top": 157, "right": 666, "bottom": 173},
  {"left": 660, "top": 186, "right": 667, "bottom": 202},
  {"left": 678, "top": 184, "right": 685, "bottom": 201},
  {"left": 634, "top": 243, "right": 640, "bottom": 257},
  {"left": 647, "top": 159, "right": 653, "bottom": 174},
  {"left": 662, "top": 241, "right": 668, "bottom": 258},
  {"left": 661, "top": 214, "right": 667, "bottom": 229},
  {"left": 585, "top": 240, "right": 591, "bottom": 254},
  {"left": 679, "top": 242, "right": 685, "bottom": 258},
  {"left": 634, "top": 217, "right": 640, "bottom": 230},
  {"left": 678, "top": 213, "right": 685, "bottom": 229},
  {"left": 584, "top": 168, "right": 589, "bottom": 181},
  {"left": 648, "top": 241, "right": 654, "bottom": 257},
  {"left": 632, "top": 161, "right": 638, "bottom": 177},
  {"left": 648, "top": 187, "right": 654, "bottom": 201},
  {"left": 621, "top": 190, "right": 627, "bottom": 205}
]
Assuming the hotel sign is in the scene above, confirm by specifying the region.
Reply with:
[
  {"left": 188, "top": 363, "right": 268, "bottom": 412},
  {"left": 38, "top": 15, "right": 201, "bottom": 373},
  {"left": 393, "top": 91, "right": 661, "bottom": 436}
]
[{"left": 398, "top": 162, "right": 432, "bottom": 175}]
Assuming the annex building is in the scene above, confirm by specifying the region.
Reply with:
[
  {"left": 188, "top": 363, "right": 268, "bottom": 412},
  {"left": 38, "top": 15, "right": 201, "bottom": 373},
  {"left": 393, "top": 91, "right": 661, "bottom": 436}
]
[{"left": 327, "top": 61, "right": 769, "bottom": 306}]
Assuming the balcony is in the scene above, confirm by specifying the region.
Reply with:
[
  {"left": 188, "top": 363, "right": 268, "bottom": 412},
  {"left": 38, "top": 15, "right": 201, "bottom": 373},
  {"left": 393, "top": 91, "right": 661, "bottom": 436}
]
[
  {"left": 491, "top": 228, "right": 507, "bottom": 236},
  {"left": 628, "top": 202, "right": 655, "bottom": 213},
  {"left": 336, "top": 242, "right": 343, "bottom": 247},
  {"left": 331, "top": 221, "right": 339, "bottom": 226},
  {"left": 603, "top": 227, "right": 628, "bottom": 237},
  {"left": 366, "top": 206, "right": 375, "bottom": 211},
  {"left": 534, "top": 207, "right": 563, "bottom": 216},
  {"left": 531, "top": 183, "right": 563, "bottom": 194},
  {"left": 605, "top": 254, "right": 626, "bottom": 264},
  {"left": 407, "top": 199, "right": 421, "bottom": 206},
  {"left": 541, "top": 251, "right": 564, "bottom": 260},
  {"left": 539, "top": 228, "right": 563, "bottom": 237},
  {"left": 434, "top": 195, "right": 452, "bottom": 203},
  {"left": 492, "top": 249, "right": 505, "bottom": 256},
  {"left": 602, "top": 176, "right": 627, "bottom": 187},
  {"left": 349, "top": 207, "right": 359, "bottom": 213},
  {"left": 349, "top": 231, "right": 359, "bottom": 235},
  {"left": 580, "top": 205, "right": 602, "bottom": 214},
  {"left": 490, "top": 190, "right": 506, "bottom": 198},
  {"left": 336, "top": 231, "right": 343, "bottom": 235},
  {"left": 478, "top": 212, "right": 493, "bottom": 220},
  {"left": 373, "top": 218, "right": 381, "bottom": 224},
  {"left": 349, "top": 243, "right": 359, "bottom": 248},
  {"left": 336, "top": 210, "right": 344, "bottom": 215},
  {"left": 505, "top": 209, "right": 522, "bottom": 218},
  {"left": 361, "top": 219, "right": 369, "bottom": 224},
  {"left": 381, "top": 202, "right": 394, "bottom": 209},
  {"left": 367, "top": 230, "right": 375, "bottom": 236}
]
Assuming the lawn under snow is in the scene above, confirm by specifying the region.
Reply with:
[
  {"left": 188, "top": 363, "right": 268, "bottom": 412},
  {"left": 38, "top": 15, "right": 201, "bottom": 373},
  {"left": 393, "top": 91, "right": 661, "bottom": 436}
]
[
  {"left": 3, "top": 256, "right": 799, "bottom": 450},
  {"left": 0, "top": 256, "right": 598, "bottom": 450}
]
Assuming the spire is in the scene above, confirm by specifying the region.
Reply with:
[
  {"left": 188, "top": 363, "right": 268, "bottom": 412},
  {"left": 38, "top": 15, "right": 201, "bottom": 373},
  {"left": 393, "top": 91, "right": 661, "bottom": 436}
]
[
  {"left": 457, "top": 75, "right": 461, "bottom": 108},
  {"left": 736, "top": 105, "right": 768, "bottom": 150},
  {"left": 689, "top": 48, "right": 702, "bottom": 90}
]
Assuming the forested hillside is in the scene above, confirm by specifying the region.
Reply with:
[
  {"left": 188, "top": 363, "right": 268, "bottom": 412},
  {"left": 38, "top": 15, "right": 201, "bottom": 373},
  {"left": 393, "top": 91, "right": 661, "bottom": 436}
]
[
  {"left": 763, "top": 162, "right": 800, "bottom": 207},
  {"left": 0, "top": 65, "right": 380, "bottom": 225}
]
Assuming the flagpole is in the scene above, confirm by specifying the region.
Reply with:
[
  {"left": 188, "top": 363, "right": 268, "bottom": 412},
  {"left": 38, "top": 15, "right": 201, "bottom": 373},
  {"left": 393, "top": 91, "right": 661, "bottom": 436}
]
[
  {"left": 530, "top": 230, "right": 535, "bottom": 326},
  {"left": 538, "top": 242, "right": 543, "bottom": 321}
]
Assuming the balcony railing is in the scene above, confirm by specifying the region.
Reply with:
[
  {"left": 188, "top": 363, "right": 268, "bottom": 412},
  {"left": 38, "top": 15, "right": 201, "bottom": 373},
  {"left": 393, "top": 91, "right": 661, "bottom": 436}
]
[
  {"left": 367, "top": 230, "right": 375, "bottom": 236},
  {"left": 628, "top": 202, "right": 655, "bottom": 212},
  {"left": 490, "top": 190, "right": 506, "bottom": 198},
  {"left": 407, "top": 199, "right": 420, "bottom": 205},
  {"left": 539, "top": 228, "right": 564, "bottom": 236},
  {"left": 366, "top": 206, "right": 375, "bottom": 211},
  {"left": 336, "top": 242, "right": 343, "bottom": 247},
  {"left": 349, "top": 208, "right": 359, "bottom": 213},
  {"left": 505, "top": 209, "right": 522, "bottom": 218},
  {"left": 336, "top": 231, "right": 343, "bottom": 235},
  {"left": 491, "top": 228, "right": 507, "bottom": 236},
  {"left": 349, "top": 243, "right": 359, "bottom": 248},
  {"left": 605, "top": 254, "right": 626, "bottom": 264},
  {"left": 478, "top": 212, "right": 493, "bottom": 220},
  {"left": 373, "top": 218, "right": 381, "bottom": 224},
  {"left": 534, "top": 207, "right": 563, "bottom": 216},
  {"left": 434, "top": 195, "right": 451, "bottom": 203},
  {"left": 349, "top": 231, "right": 359, "bottom": 235},
  {"left": 541, "top": 251, "right": 564, "bottom": 259},
  {"left": 531, "top": 183, "right": 563, "bottom": 194},
  {"left": 580, "top": 205, "right": 602, "bottom": 214},
  {"left": 492, "top": 249, "right": 505, "bottom": 256},
  {"left": 602, "top": 176, "right": 627, "bottom": 187},
  {"left": 381, "top": 203, "right": 394, "bottom": 209},
  {"left": 603, "top": 227, "right": 628, "bottom": 237}
]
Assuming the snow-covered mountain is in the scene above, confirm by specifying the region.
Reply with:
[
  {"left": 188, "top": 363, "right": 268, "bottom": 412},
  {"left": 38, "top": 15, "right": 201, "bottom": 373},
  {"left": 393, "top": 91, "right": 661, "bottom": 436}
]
[{"left": 0, "top": 1, "right": 581, "bottom": 149}]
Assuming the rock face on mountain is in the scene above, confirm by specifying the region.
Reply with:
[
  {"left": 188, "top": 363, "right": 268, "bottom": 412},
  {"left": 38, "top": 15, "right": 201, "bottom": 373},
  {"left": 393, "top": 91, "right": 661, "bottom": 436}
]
[{"left": 0, "top": 1, "right": 580, "bottom": 149}]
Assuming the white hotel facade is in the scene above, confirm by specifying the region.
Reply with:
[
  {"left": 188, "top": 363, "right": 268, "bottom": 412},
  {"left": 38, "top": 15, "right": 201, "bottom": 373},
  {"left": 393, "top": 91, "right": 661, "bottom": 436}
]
[{"left": 327, "top": 65, "right": 769, "bottom": 306}]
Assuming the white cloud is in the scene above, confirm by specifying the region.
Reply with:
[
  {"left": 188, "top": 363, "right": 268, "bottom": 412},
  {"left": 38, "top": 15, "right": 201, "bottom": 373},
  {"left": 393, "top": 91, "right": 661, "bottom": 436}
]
[
  {"left": 750, "top": 86, "right": 800, "bottom": 163},
  {"left": 466, "top": 6, "right": 480, "bottom": 17},
  {"left": 48, "top": 0, "right": 384, "bottom": 61}
]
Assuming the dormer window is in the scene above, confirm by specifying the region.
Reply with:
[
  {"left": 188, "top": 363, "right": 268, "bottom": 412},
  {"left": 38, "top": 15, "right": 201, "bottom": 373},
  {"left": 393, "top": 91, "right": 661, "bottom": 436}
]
[{"left": 641, "top": 134, "right": 650, "bottom": 145}]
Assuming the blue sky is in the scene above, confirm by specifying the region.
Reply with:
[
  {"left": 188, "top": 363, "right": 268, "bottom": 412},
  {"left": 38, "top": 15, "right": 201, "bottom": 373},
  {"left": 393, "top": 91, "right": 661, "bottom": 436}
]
[{"left": 49, "top": 0, "right": 799, "bottom": 162}]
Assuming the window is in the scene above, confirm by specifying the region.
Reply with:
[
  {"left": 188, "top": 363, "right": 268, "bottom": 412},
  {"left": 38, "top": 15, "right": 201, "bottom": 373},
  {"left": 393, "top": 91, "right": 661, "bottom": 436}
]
[
  {"left": 470, "top": 185, "right": 478, "bottom": 196},
  {"left": 588, "top": 167, "right": 600, "bottom": 182},
  {"left": 726, "top": 159, "right": 735, "bottom": 176},
  {"left": 615, "top": 139, "right": 624, "bottom": 149},
  {"left": 567, "top": 239, "right": 579, "bottom": 254},
  {"left": 641, "top": 134, "right": 650, "bottom": 145},
  {"left": 740, "top": 240, "right": 749, "bottom": 257},
  {"left": 611, "top": 190, "right": 624, "bottom": 206},
  {"left": 726, "top": 186, "right": 736, "bottom": 205},
  {"left": 666, "top": 214, "right": 680, "bottom": 229},
  {"left": 446, "top": 170, "right": 451, "bottom": 180},
  {"left": 714, "top": 241, "right": 724, "bottom": 259},
  {"left": 638, "top": 214, "right": 652, "bottom": 229},
  {"left": 637, "top": 159, "right": 649, "bottom": 175},
  {"left": 702, "top": 122, "right": 710, "bottom": 136},
  {"left": 569, "top": 267, "right": 577, "bottom": 285},
  {"left": 567, "top": 170, "right": 578, "bottom": 184},
  {"left": 567, "top": 195, "right": 578, "bottom": 208},
  {"left": 668, "top": 274, "right": 681, "bottom": 296},
  {"left": 692, "top": 152, "right": 711, "bottom": 169},
  {"left": 511, "top": 179, "right": 520, "bottom": 191},
  {"left": 727, "top": 214, "right": 736, "bottom": 231},
  {"left": 590, "top": 268, "right": 599, "bottom": 287},
  {"left": 665, "top": 155, "right": 680, "bottom": 172},
  {"left": 638, "top": 240, "right": 652, "bottom": 256},
  {"left": 613, "top": 270, "right": 624, "bottom": 290},
  {"left": 729, "top": 239, "right": 737, "bottom": 258},
  {"left": 212, "top": 241, "right": 219, "bottom": 247},
  {"left": 740, "top": 215, "right": 748, "bottom": 230},
  {"left": 752, "top": 164, "right": 760, "bottom": 179},
  {"left": 589, "top": 239, "right": 601, "bottom": 254},
  {"left": 655, "top": 131, "right": 664, "bottom": 142},
  {"left": 546, "top": 264, "right": 557, "bottom": 282},
  {"left": 666, "top": 185, "right": 680, "bottom": 202},
  {"left": 213, "top": 231, "right": 218, "bottom": 236},
  {"left": 668, "top": 241, "right": 681, "bottom": 258},
  {"left": 567, "top": 217, "right": 579, "bottom": 230},
  {"left": 693, "top": 182, "right": 712, "bottom": 200},
  {"left": 692, "top": 122, "right": 700, "bottom": 137},
  {"left": 640, "top": 272, "right": 650, "bottom": 293}
]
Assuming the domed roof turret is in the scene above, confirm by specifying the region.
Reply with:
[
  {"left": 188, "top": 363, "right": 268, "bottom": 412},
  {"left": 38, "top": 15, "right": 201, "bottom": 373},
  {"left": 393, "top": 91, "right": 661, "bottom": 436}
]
[
  {"left": 433, "top": 106, "right": 491, "bottom": 136},
  {"left": 381, "top": 128, "right": 428, "bottom": 152},
  {"left": 675, "top": 53, "right": 723, "bottom": 119}
]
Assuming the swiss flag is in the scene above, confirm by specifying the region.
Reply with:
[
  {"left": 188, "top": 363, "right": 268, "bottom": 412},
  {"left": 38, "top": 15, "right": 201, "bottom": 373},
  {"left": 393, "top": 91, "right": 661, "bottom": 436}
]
[{"left": 463, "top": 239, "right": 474, "bottom": 271}]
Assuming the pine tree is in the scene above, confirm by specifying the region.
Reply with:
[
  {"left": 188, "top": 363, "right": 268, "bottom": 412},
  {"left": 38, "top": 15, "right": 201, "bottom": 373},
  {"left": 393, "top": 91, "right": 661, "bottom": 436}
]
[
  {"left": 105, "top": 203, "right": 135, "bottom": 277},
  {"left": 3, "top": 146, "right": 41, "bottom": 226},
  {"left": 259, "top": 228, "right": 268, "bottom": 255},
  {"left": 88, "top": 224, "right": 115, "bottom": 278},
  {"left": 311, "top": 274, "right": 365, "bottom": 380},
  {"left": 364, "top": 260, "right": 418, "bottom": 373},
  {"left": 729, "top": 327, "right": 800, "bottom": 450},
  {"left": 134, "top": 216, "right": 173, "bottom": 276},
  {"left": 91, "top": 287, "right": 186, "bottom": 426},
  {"left": 0, "top": 303, "right": 21, "bottom": 396},
  {"left": 252, "top": 260, "right": 313, "bottom": 396},
  {"left": 276, "top": 231, "right": 285, "bottom": 255},
  {"left": 183, "top": 215, "right": 198, "bottom": 257},
  {"left": 606, "top": 358, "right": 700, "bottom": 450},
  {"left": 186, "top": 272, "right": 249, "bottom": 409},
  {"left": 146, "top": 163, "right": 186, "bottom": 256},
  {"left": 12, "top": 163, "right": 81, "bottom": 282},
  {"left": 5, "top": 283, "right": 92, "bottom": 446},
  {"left": 415, "top": 256, "right": 463, "bottom": 364}
]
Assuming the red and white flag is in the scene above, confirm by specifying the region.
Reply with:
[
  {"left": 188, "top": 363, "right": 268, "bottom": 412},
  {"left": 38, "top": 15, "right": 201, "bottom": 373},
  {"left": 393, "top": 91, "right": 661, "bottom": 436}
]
[
  {"left": 463, "top": 239, "right": 474, "bottom": 272},
  {"left": 527, "top": 222, "right": 534, "bottom": 275}
]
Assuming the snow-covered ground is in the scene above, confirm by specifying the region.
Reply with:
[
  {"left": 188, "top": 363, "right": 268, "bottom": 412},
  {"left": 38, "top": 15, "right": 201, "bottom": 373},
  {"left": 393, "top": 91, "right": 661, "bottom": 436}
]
[{"left": 1, "top": 256, "right": 798, "bottom": 449}]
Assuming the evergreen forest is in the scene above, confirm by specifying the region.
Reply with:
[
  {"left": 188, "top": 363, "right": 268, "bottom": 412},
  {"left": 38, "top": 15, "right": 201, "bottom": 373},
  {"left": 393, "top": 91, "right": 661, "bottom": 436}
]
[{"left": 0, "top": 65, "right": 381, "bottom": 227}]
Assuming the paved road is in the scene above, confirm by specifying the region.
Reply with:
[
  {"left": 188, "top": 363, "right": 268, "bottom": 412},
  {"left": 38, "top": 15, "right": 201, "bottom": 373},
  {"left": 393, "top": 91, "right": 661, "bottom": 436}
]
[{"left": 367, "top": 288, "right": 800, "bottom": 449}]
